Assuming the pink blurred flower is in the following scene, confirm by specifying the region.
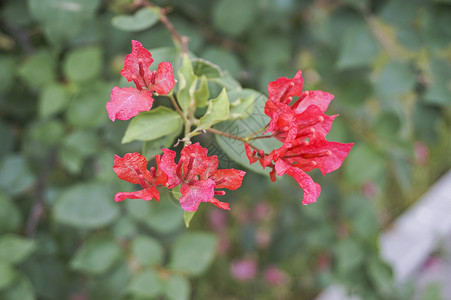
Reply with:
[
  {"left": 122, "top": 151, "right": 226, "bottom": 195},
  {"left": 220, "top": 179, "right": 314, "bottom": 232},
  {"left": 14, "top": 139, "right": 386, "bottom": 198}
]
[
  {"left": 217, "top": 235, "right": 230, "bottom": 256},
  {"left": 255, "top": 229, "right": 271, "bottom": 249},
  {"left": 231, "top": 258, "right": 257, "bottom": 281},
  {"left": 208, "top": 209, "right": 228, "bottom": 232},
  {"left": 263, "top": 265, "right": 289, "bottom": 286},
  {"left": 253, "top": 201, "right": 272, "bottom": 220},
  {"left": 414, "top": 141, "right": 429, "bottom": 166}
]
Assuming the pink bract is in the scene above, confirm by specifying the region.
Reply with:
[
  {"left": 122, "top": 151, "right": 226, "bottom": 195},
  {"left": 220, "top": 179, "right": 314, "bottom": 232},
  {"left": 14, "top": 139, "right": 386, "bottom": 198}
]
[
  {"left": 113, "top": 153, "right": 167, "bottom": 202},
  {"left": 246, "top": 70, "right": 353, "bottom": 205},
  {"left": 106, "top": 40, "right": 175, "bottom": 121},
  {"left": 160, "top": 143, "right": 246, "bottom": 212}
]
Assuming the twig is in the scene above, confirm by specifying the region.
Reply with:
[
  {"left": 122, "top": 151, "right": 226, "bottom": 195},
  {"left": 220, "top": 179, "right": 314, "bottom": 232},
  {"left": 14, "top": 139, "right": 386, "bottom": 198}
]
[
  {"left": 135, "top": 0, "right": 189, "bottom": 54},
  {"left": 1, "top": 20, "right": 35, "bottom": 55},
  {"left": 26, "top": 148, "right": 57, "bottom": 237}
]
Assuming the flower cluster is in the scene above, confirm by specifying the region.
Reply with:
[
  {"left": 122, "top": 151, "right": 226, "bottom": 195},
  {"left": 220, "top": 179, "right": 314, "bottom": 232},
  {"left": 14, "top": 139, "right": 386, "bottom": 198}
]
[
  {"left": 107, "top": 41, "right": 244, "bottom": 212},
  {"left": 245, "top": 71, "right": 353, "bottom": 205},
  {"left": 106, "top": 40, "right": 175, "bottom": 121},
  {"left": 107, "top": 40, "right": 352, "bottom": 213},
  {"left": 114, "top": 144, "right": 245, "bottom": 212}
]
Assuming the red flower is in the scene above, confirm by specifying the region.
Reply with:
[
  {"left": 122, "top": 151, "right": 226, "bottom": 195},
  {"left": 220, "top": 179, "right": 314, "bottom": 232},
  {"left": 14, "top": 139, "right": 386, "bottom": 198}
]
[
  {"left": 106, "top": 40, "right": 175, "bottom": 121},
  {"left": 160, "top": 143, "right": 246, "bottom": 212},
  {"left": 113, "top": 152, "right": 167, "bottom": 202},
  {"left": 246, "top": 71, "right": 353, "bottom": 205}
]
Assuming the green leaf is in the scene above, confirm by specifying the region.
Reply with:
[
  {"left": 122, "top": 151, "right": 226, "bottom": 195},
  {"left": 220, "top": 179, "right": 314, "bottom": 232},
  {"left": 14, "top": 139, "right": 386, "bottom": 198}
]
[
  {"left": 335, "top": 238, "right": 364, "bottom": 275},
  {"left": 423, "top": 59, "right": 451, "bottom": 106},
  {"left": 183, "top": 211, "right": 196, "bottom": 228},
  {"left": 202, "top": 47, "right": 241, "bottom": 79},
  {"left": 169, "top": 232, "right": 217, "bottom": 276},
  {"left": 142, "top": 127, "right": 181, "bottom": 159},
  {"left": 0, "top": 275, "right": 34, "bottom": 300},
  {"left": 54, "top": 183, "right": 119, "bottom": 229},
  {"left": 366, "top": 257, "right": 394, "bottom": 295},
  {"left": 375, "top": 61, "right": 416, "bottom": 104},
  {"left": 228, "top": 89, "right": 259, "bottom": 120},
  {"left": 63, "top": 46, "right": 103, "bottom": 82},
  {"left": 28, "top": 0, "right": 101, "bottom": 46},
  {"left": 0, "top": 261, "right": 16, "bottom": 290},
  {"left": 194, "top": 75, "right": 209, "bottom": 108},
  {"left": 213, "top": 0, "right": 258, "bottom": 36},
  {"left": 38, "top": 84, "right": 69, "bottom": 118},
  {"left": 344, "top": 143, "right": 386, "bottom": 185},
  {"left": 176, "top": 55, "right": 197, "bottom": 112},
  {"left": 18, "top": 50, "right": 55, "bottom": 89},
  {"left": 0, "top": 194, "right": 22, "bottom": 234},
  {"left": 88, "top": 262, "right": 130, "bottom": 300},
  {"left": 66, "top": 93, "right": 108, "bottom": 129},
  {"left": 210, "top": 72, "right": 241, "bottom": 90},
  {"left": 70, "top": 234, "right": 122, "bottom": 275},
  {"left": 144, "top": 197, "right": 184, "bottom": 234},
  {"left": 164, "top": 275, "right": 190, "bottom": 300},
  {"left": 131, "top": 236, "right": 164, "bottom": 267},
  {"left": 192, "top": 59, "right": 222, "bottom": 78},
  {"left": 214, "top": 93, "right": 281, "bottom": 175},
  {"left": 128, "top": 269, "right": 162, "bottom": 298},
  {"left": 336, "top": 24, "right": 380, "bottom": 69},
  {"left": 31, "top": 120, "right": 65, "bottom": 146},
  {"left": 196, "top": 89, "right": 230, "bottom": 131},
  {"left": 0, "top": 55, "right": 16, "bottom": 92},
  {"left": 122, "top": 106, "right": 183, "bottom": 144},
  {"left": 59, "top": 130, "right": 99, "bottom": 174},
  {"left": 112, "top": 7, "right": 160, "bottom": 32},
  {"left": 0, "top": 155, "right": 35, "bottom": 196},
  {"left": 0, "top": 235, "right": 36, "bottom": 265}
]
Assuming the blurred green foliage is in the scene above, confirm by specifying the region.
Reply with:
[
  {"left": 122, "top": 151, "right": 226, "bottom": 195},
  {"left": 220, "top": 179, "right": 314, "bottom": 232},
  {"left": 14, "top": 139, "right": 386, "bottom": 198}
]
[{"left": 0, "top": 0, "right": 450, "bottom": 299}]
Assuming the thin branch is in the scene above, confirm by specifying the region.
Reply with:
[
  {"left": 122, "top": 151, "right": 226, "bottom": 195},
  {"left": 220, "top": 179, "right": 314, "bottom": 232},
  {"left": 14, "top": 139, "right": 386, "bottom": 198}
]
[
  {"left": 168, "top": 94, "right": 187, "bottom": 122},
  {"left": 26, "top": 148, "right": 57, "bottom": 237},
  {"left": 206, "top": 127, "right": 262, "bottom": 152},
  {"left": 135, "top": 0, "right": 189, "bottom": 54}
]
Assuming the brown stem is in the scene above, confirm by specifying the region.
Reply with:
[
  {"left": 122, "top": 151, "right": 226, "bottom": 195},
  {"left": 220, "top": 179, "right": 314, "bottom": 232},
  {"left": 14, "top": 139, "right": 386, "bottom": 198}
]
[
  {"left": 169, "top": 94, "right": 187, "bottom": 122},
  {"left": 26, "top": 148, "right": 57, "bottom": 237},
  {"left": 206, "top": 128, "right": 262, "bottom": 152},
  {"left": 136, "top": 0, "right": 189, "bottom": 54}
]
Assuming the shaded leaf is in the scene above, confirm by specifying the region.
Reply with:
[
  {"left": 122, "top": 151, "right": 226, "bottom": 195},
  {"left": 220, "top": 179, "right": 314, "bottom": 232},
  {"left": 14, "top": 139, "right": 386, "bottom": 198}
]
[
  {"left": 70, "top": 234, "right": 122, "bottom": 275},
  {"left": 54, "top": 183, "right": 119, "bottom": 229},
  {"left": 128, "top": 269, "right": 162, "bottom": 298},
  {"left": 112, "top": 7, "right": 160, "bottom": 32},
  {"left": 122, "top": 106, "right": 183, "bottom": 143},
  {"left": 0, "top": 235, "right": 36, "bottom": 265},
  {"left": 169, "top": 232, "right": 217, "bottom": 276},
  {"left": 196, "top": 89, "right": 230, "bottom": 130},
  {"left": 131, "top": 236, "right": 164, "bottom": 267}
]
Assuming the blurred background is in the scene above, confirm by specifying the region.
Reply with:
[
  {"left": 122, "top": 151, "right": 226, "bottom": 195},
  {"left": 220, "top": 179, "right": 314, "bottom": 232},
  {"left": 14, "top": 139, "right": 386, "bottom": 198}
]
[{"left": 0, "top": 0, "right": 450, "bottom": 299}]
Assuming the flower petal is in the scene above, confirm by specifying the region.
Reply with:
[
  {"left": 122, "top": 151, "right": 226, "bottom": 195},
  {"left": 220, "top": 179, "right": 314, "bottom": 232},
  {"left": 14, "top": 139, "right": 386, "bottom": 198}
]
[
  {"left": 209, "top": 198, "right": 230, "bottom": 210},
  {"left": 267, "top": 70, "right": 303, "bottom": 104},
  {"left": 288, "top": 132, "right": 354, "bottom": 175},
  {"left": 153, "top": 155, "right": 168, "bottom": 186},
  {"left": 113, "top": 152, "right": 153, "bottom": 185},
  {"left": 211, "top": 169, "right": 246, "bottom": 190},
  {"left": 179, "top": 179, "right": 215, "bottom": 212},
  {"left": 244, "top": 143, "right": 259, "bottom": 164},
  {"left": 114, "top": 186, "right": 160, "bottom": 202},
  {"left": 275, "top": 159, "right": 321, "bottom": 205},
  {"left": 292, "top": 90, "right": 334, "bottom": 114},
  {"left": 294, "top": 105, "right": 337, "bottom": 137},
  {"left": 149, "top": 62, "right": 175, "bottom": 95},
  {"left": 120, "top": 40, "right": 154, "bottom": 89},
  {"left": 160, "top": 148, "right": 181, "bottom": 188},
  {"left": 106, "top": 86, "right": 154, "bottom": 121},
  {"left": 179, "top": 143, "right": 211, "bottom": 181}
]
